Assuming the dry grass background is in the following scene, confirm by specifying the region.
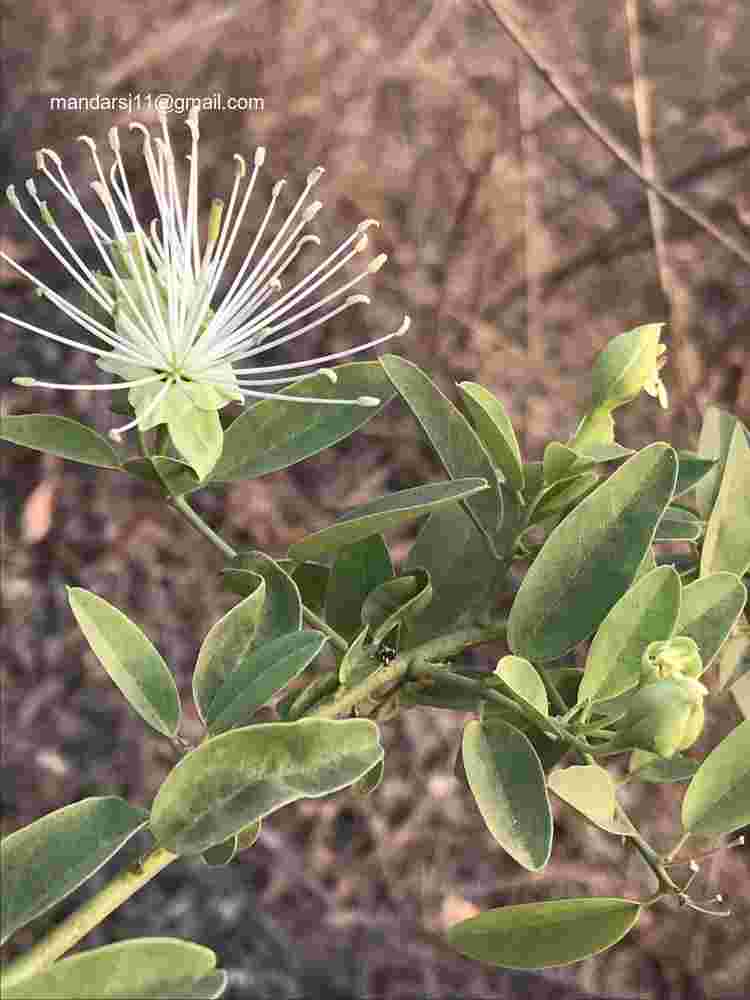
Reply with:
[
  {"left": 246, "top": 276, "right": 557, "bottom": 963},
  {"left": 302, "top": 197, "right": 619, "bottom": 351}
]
[{"left": 2, "top": 0, "right": 750, "bottom": 996}]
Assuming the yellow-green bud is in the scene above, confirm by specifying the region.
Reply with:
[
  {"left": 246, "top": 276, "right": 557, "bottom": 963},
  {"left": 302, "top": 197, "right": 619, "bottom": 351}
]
[
  {"left": 641, "top": 636, "right": 703, "bottom": 683},
  {"left": 610, "top": 675, "right": 707, "bottom": 758},
  {"left": 589, "top": 323, "right": 668, "bottom": 413}
]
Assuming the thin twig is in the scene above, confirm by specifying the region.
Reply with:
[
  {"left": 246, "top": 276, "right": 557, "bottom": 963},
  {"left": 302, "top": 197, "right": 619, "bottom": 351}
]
[
  {"left": 517, "top": 60, "right": 545, "bottom": 364},
  {"left": 625, "top": 0, "right": 694, "bottom": 411},
  {"left": 481, "top": 0, "right": 750, "bottom": 269}
]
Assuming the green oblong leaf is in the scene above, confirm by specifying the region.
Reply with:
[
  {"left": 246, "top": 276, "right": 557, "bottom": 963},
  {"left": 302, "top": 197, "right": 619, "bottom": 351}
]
[
  {"left": 682, "top": 719, "right": 750, "bottom": 836},
  {"left": 206, "top": 631, "right": 328, "bottom": 735},
  {"left": 68, "top": 588, "right": 180, "bottom": 737},
  {"left": 527, "top": 472, "right": 600, "bottom": 526},
  {"left": 123, "top": 456, "right": 201, "bottom": 497},
  {"left": 150, "top": 718, "right": 383, "bottom": 855},
  {"left": 495, "top": 656, "right": 548, "bottom": 717},
  {"left": 325, "top": 536, "right": 394, "bottom": 642},
  {"left": 579, "top": 566, "right": 682, "bottom": 705},
  {"left": 401, "top": 503, "right": 498, "bottom": 645},
  {"left": 3, "top": 939, "right": 218, "bottom": 999},
  {"left": 695, "top": 406, "right": 739, "bottom": 519},
  {"left": 381, "top": 355, "right": 500, "bottom": 535},
  {"left": 457, "top": 382, "right": 524, "bottom": 491},
  {"left": 1, "top": 797, "right": 148, "bottom": 946},
  {"left": 288, "top": 478, "right": 489, "bottom": 562},
  {"left": 701, "top": 425, "right": 750, "bottom": 578},
  {"left": 210, "top": 363, "right": 395, "bottom": 481},
  {"left": 288, "top": 560, "right": 329, "bottom": 616},
  {"left": 223, "top": 552, "right": 302, "bottom": 646},
  {"left": 462, "top": 717, "right": 552, "bottom": 871},
  {"left": 676, "top": 572, "right": 748, "bottom": 675},
  {"left": 361, "top": 569, "right": 432, "bottom": 645},
  {"left": 508, "top": 443, "right": 677, "bottom": 661},
  {"left": 548, "top": 765, "right": 635, "bottom": 835},
  {"left": 674, "top": 450, "right": 716, "bottom": 499},
  {"left": 192, "top": 580, "right": 266, "bottom": 725},
  {"left": 655, "top": 505, "right": 704, "bottom": 543},
  {"left": 445, "top": 897, "right": 641, "bottom": 970},
  {"left": 1, "top": 414, "right": 121, "bottom": 468}
]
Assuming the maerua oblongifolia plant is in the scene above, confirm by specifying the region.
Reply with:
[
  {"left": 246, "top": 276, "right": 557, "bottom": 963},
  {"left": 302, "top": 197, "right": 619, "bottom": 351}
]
[{"left": 2, "top": 110, "right": 750, "bottom": 997}]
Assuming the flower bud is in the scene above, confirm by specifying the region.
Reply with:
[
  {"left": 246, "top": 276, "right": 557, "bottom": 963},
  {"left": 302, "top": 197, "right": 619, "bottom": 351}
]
[
  {"left": 641, "top": 636, "right": 703, "bottom": 683},
  {"left": 589, "top": 323, "right": 668, "bottom": 413},
  {"left": 609, "top": 676, "right": 707, "bottom": 758}
]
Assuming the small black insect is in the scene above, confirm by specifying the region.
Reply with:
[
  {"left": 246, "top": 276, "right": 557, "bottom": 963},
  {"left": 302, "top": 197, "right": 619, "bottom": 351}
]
[{"left": 375, "top": 642, "right": 398, "bottom": 665}]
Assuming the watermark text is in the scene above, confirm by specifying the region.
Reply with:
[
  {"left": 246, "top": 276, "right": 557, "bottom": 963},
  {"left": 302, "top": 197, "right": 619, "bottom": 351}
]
[{"left": 49, "top": 93, "right": 264, "bottom": 115}]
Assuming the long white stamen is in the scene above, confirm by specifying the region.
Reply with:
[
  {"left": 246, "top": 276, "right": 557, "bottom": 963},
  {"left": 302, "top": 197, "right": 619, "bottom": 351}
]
[
  {"left": 228, "top": 315, "right": 411, "bottom": 376},
  {"left": 198, "top": 175, "right": 285, "bottom": 349},
  {"left": 206, "top": 295, "right": 369, "bottom": 371},
  {"left": 209, "top": 250, "right": 382, "bottom": 364},
  {"left": 38, "top": 147, "right": 164, "bottom": 361},
  {"left": 14, "top": 373, "right": 165, "bottom": 391},
  {"left": 6, "top": 114, "right": 407, "bottom": 441},
  {"left": 212, "top": 232, "right": 375, "bottom": 356},
  {"left": 0, "top": 253, "right": 153, "bottom": 367}
]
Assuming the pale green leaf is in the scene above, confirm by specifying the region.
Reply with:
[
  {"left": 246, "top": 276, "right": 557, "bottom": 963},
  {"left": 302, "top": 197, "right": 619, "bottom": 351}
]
[
  {"left": 462, "top": 717, "right": 552, "bottom": 871},
  {"left": 682, "top": 719, "right": 750, "bottom": 836},
  {"left": 288, "top": 478, "right": 489, "bottom": 562},
  {"left": 1, "top": 798, "right": 148, "bottom": 946},
  {"left": 150, "top": 718, "right": 383, "bottom": 855},
  {"left": 445, "top": 897, "right": 641, "bottom": 969},
  {"left": 1, "top": 414, "right": 120, "bottom": 468},
  {"left": 508, "top": 444, "right": 677, "bottom": 661},
  {"left": 68, "top": 588, "right": 180, "bottom": 737}
]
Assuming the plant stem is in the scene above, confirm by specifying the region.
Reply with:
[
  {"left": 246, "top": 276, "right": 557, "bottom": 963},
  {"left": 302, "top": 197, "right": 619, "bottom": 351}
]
[
  {"left": 409, "top": 663, "right": 597, "bottom": 753},
  {"left": 577, "top": 750, "right": 682, "bottom": 897},
  {"left": 171, "top": 496, "right": 349, "bottom": 651},
  {"left": 540, "top": 668, "right": 568, "bottom": 714},
  {"left": 308, "top": 622, "right": 510, "bottom": 720},
  {"left": 1, "top": 846, "right": 177, "bottom": 990},
  {"left": 298, "top": 604, "right": 349, "bottom": 654},
  {"left": 172, "top": 495, "right": 237, "bottom": 560}
]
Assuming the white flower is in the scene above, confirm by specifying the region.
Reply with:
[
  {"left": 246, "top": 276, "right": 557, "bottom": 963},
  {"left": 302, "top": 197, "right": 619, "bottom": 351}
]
[{"left": 2, "top": 108, "right": 409, "bottom": 475}]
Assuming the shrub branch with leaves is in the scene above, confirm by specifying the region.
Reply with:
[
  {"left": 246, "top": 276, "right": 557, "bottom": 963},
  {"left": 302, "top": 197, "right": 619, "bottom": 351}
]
[{"left": 2, "top": 111, "right": 750, "bottom": 998}]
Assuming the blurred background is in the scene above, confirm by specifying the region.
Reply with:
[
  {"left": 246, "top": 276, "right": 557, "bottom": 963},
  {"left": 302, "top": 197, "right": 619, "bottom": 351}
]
[{"left": 2, "top": 0, "right": 749, "bottom": 996}]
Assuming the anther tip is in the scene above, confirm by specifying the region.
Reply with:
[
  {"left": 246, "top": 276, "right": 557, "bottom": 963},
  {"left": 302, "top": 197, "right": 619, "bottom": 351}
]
[
  {"left": 357, "top": 395, "right": 381, "bottom": 407},
  {"left": 108, "top": 429, "right": 123, "bottom": 443},
  {"left": 368, "top": 253, "right": 388, "bottom": 273},
  {"left": 272, "top": 179, "right": 286, "bottom": 198},
  {"left": 255, "top": 147, "right": 266, "bottom": 167},
  {"left": 13, "top": 377, "right": 36, "bottom": 387},
  {"left": 346, "top": 294, "right": 371, "bottom": 307},
  {"left": 307, "top": 166, "right": 325, "bottom": 186},
  {"left": 319, "top": 367, "right": 338, "bottom": 384},
  {"left": 357, "top": 219, "right": 380, "bottom": 233},
  {"left": 303, "top": 200, "right": 323, "bottom": 222}
]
